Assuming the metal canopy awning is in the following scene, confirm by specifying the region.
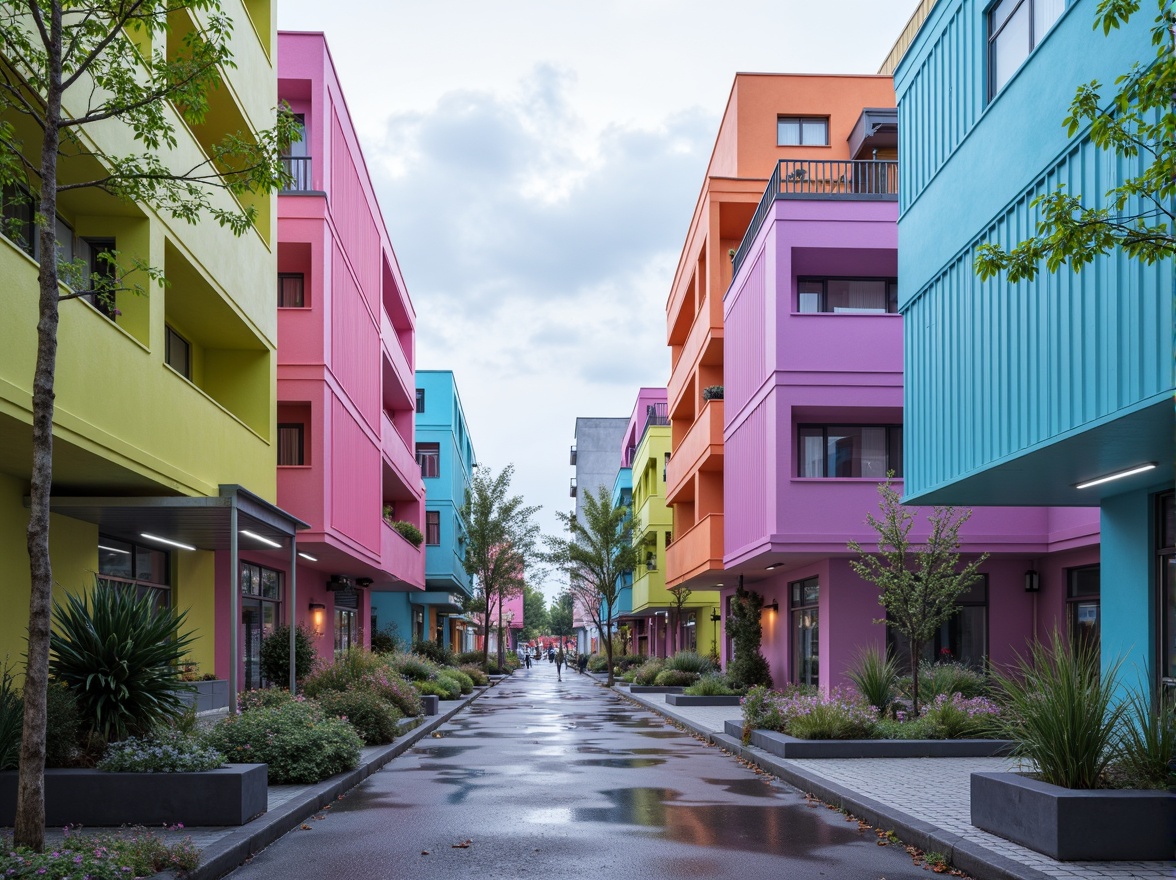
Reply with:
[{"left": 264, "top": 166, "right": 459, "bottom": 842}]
[
  {"left": 848, "top": 107, "right": 898, "bottom": 160},
  {"left": 45, "top": 485, "right": 310, "bottom": 707}
]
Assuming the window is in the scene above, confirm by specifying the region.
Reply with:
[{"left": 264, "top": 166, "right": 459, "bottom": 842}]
[
  {"left": 889, "top": 576, "right": 989, "bottom": 671},
  {"left": 426, "top": 510, "right": 441, "bottom": 545},
  {"left": 240, "top": 562, "right": 282, "bottom": 690},
  {"left": 1067, "top": 565, "right": 1100, "bottom": 656},
  {"left": 791, "top": 577, "right": 820, "bottom": 687},
  {"left": 277, "top": 424, "right": 305, "bottom": 466},
  {"left": 165, "top": 325, "right": 191, "bottom": 379},
  {"left": 798, "top": 278, "right": 898, "bottom": 314},
  {"left": 334, "top": 608, "right": 357, "bottom": 656},
  {"left": 415, "top": 388, "right": 425, "bottom": 413},
  {"left": 97, "top": 536, "right": 171, "bottom": 612},
  {"left": 1159, "top": 492, "right": 1175, "bottom": 692},
  {"left": 416, "top": 442, "right": 440, "bottom": 478},
  {"left": 278, "top": 273, "right": 305, "bottom": 308},
  {"left": 989, "top": 0, "right": 1064, "bottom": 97},
  {"left": 798, "top": 425, "right": 903, "bottom": 478},
  {"left": 78, "top": 237, "right": 117, "bottom": 320},
  {"left": 1, "top": 182, "right": 34, "bottom": 255},
  {"left": 777, "top": 116, "right": 829, "bottom": 146}
]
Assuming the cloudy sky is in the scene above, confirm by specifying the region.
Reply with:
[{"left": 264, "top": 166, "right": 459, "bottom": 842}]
[{"left": 276, "top": 1, "right": 918, "bottom": 599}]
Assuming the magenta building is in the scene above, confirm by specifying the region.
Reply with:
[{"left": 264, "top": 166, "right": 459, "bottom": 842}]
[
  {"left": 719, "top": 107, "right": 1099, "bottom": 691},
  {"left": 252, "top": 32, "right": 425, "bottom": 674}
]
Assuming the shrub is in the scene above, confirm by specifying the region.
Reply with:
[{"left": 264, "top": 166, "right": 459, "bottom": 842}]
[
  {"left": 587, "top": 654, "right": 609, "bottom": 673},
  {"left": 412, "top": 639, "right": 456, "bottom": 667},
  {"left": 920, "top": 693, "right": 1000, "bottom": 739},
  {"left": 1117, "top": 688, "right": 1176, "bottom": 790},
  {"left": 788, "top": 698, "right": 877, "bottom": 740},
  {"left": 446, "top": 669, "right": 475, "bottom": 694},
  {"left": 315, "top": 688, "right": 402, "bottom": 745},
  {"left": 413, "top": 680, "right": 450, "bottom": 698},
  {"left": 390, "top": 520, "right": 424, "bottom": 547},
  {"left": 301, "top": 650, "right": 422, "bottom": 718},
  {"left": 370, "top": 622, "right": 405, "bottom": 655},
  {"left": 631, "top": 660, "right": 665, "bottom": 686},
  {"left": 50, "top": 582, "right": 195, "bottom": 741},
  {"left": 875, "top": 715, "right": 937, "bottom": 740},
  {"left": 846, "top": 646, "right": 899, "bottom": 716},
  {"left": 901, "top": 660, "right": 989, "bottom": 703},
  {"left": 0, "top": 663, "right": 22, "bottom": 770},
  {"left": 742, "top": 685, "right": 786, "bottom": 738},
  {"left": 664, "top": 651, "right": 714, "bottom": 676},
  {"left": 702, "top": 384, "right": 724, "bottom": 400},
  {"left": 456, "top": 650, "right": 487, "bottom": 666},
  {"left": 990, "top": 631, "right": 1124, "bottom": 789},
  {"left": 259, "top": 623, "right": 317, "bottom": 687},
  {"left": 653, "top": 669, "right": 698, "bottom": 687},
  {"left": 45, "top": 680, "right": 81, "bottom": 767},
  {"left": 238, "top": 687, "right": 296, "bottom": 713},
  {"left": 390, "top": 653, "right": 438, "bottom": 682},
  {"left": 613, "top": 655, "right": 647, "bottom": 672},
  {"left": 459, "top": 664, "right": 489, "bottom": 687},
  {"left": 98, "top": 730, "right": 224, "bottom": 773},
  {"left": 203, "top": 699, "right": 362, "bottom": 784},
  {"left": 684, "top": 674, "right": 737, "bottom": 696},
  {"left": 727, "top": 585, "right": 773, "bottom": 690},
  {"left": 433, "top": 672, "right": 463, "bottom": 699},
  {"left": 0, "top": 827, "right": 200, "bottom": 880}
]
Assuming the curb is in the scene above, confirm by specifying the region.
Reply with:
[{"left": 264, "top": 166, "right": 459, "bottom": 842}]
[
  {"left": 615, "top": 686, "right": 1055, "bottom": 880},
  {"left": 157, "top": 683, "right": 493, "bottom": 880}
]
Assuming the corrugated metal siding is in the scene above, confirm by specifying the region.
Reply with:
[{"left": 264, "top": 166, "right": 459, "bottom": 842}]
[
  {"left": 330, "top": 107, "right": 381, "bottom": 318},
  {"left": 725, "top": 249, "right": 767, "bottom": 416},
  {"left": 903, "top": 131, "right": 1173, "bottom": 494},
  {"left": 330, "top": 240, "right": 380, "bottom": 431},
  {"left": 331, "top": 395, "right": 381, "bottom": 553}
]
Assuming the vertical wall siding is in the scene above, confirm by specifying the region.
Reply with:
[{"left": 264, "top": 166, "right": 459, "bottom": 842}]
[
  {"left": 330, "top": 240, "right": 380, "bottom": 431},
  {"left": 725, "top": 249, "right": 767, "bottom": 415},
  {"left": 903, "top": 131, "right": 1173, "bottom": 494},
  {"left": 330, "top": 107, "right": 381, "bottom": 317},
  {"left": 725, "top": 402, "right": 771, "bottom": 554},
  {"left": 331, "top": 395, "right": 381, "bottom": 553}
]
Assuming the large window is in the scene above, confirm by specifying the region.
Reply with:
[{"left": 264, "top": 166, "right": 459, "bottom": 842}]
[
  {"left": 278, "top": 273, "right": 305, "bottom": 308},
  {"left": 1067, "top": 565, "right": 1100, "bottom": 655},
  {"left": 425, "top": 510, "right": 441, "bottom": 546},
  {"left": 415, "top": 388, "right": 425, "bottom": 413},
  {"left": 988, "top": 0, "right": 1065, "bottom": 97},
  {"left": 165, "top": 325, "right": 191, "bottom": 379},
  {"left": 416, "top": 442, "right": 440, "bottom": 478},
  {"left": 889, "top": 576, "right": 989, "bottom": 671},
  {"left": 241, "top": 562, "right": 282, "bottom": 690},
  {"left": 791, "top": 578, "right": 820, "bottom": 687},
  {"left": 1159, "top": 492, "right": 1175, "bottom": 693},
  {"left": 777, "top": 116, "right": 828, "bottom": 146},
  {"left": 78, "top": 237, "right": 117, "bottom": 320},
  {"left": 97, "top": 536, "right": 170, "bottom": 612},
  {"left": 798, "top": 424, "right": 903, "bottom": 478},
  {"left": 277, "top": 423, "right": 305, "bottom": 466},
  {"left": 798, "top": 278, "right": 898, "bottom": 314}
]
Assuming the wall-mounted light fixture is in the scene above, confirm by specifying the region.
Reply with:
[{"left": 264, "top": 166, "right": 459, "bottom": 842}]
[
  {"left": 765, "top": 564, "right": 780, "bottom": 571},
  {"left": 709, "top": 610, "right": 721, "bottom": 623},
  {"left": 1024, "top": 570, "right": 1040, "bottom": 593},
  {"left": 1074, "top": 462, "right": 1156, "bottom": 490},
  {"left": 309, "top": 602, "right": 326, "bottom": 635},
  {"left": 764, "top": 600, "right": 779, "bottom": 613}
]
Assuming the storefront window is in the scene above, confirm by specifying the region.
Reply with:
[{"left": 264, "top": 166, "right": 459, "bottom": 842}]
[
  {"left": 241, "top": 562, "right": 282, "bottom": 690},
  {"left": 889, "top": 576, "right": 988, "bottom": 671},
  {"left": 790, "top": 577, "right": 819, "bottom": 687},
  {"left": 1067, "top": 565, "right": 1100, "bottom": 656},
  {"left": 97, "top": 536, "right": 170, "bottom": 611}
]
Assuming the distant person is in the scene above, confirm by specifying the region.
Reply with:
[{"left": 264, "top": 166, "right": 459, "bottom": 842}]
[
  {"left": 524, "top": 652, "right": 532, "bottom": 669},
  {"left": 548, "top": 647, "right": 555, "bottom": 663},
  {"left": 555, "top": 649, "right": 565, "bottom": 681},
  {"left": 577, "top": 653, "right": 588, "bottom": 674}
]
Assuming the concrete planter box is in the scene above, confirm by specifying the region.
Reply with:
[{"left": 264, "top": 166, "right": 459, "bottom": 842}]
[
  {"left": 0, "top": 764, "right": 267, "bottom": 827},
  {"left": 725, "top": 721, "right": 1012, "bottom": 759},
  {"left": 971, "top": 772, "right": 1176, "bottom": 861},
  {"left": 666, "top": 694, "right": 742, "bottom": 707},
  {"left": 421, "top": 694, "right": 440, "bottom": 716},
  {"left": 628, "top": 685, "right": 685, "bottom": 694},
  {"left": 174, "top": 679, "right": 230, "bottom": 712}
]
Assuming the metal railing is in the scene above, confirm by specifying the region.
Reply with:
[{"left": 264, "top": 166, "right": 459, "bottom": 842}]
[
  {"left": 280, "top": 156, "right": 313, "bottom": 192},
  {"left": 732, "top": 159, "right": 898, "bottom": 274}
]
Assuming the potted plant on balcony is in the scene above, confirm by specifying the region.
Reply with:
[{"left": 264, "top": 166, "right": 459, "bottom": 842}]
[
  {"left": 702, "top": 385, "right": 723, "bottom": 401},
  {"left": 971, "top": 631, "right": 1176, "bottom": 860},
  {"left": 390, "top": 520, "right": 424, "bottom": 547}
]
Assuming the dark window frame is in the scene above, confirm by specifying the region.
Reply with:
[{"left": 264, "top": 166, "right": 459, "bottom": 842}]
[
  {"left": 797, "top": 276, "right": 899, "bottom": 314},
  {"left": 790, "top": 576, "right": 820, "bottom": 687},
  {"left": 1158, "top": 491, "right": 1175, "bottom": 693},
  {"left": 415, "top": 388, "right": 425, "bottom": 413},
  {"left": 887, "top": 575, "right": 990, "bottom": 670},
  {"left": 97, "top": 535, "right": 171, "bottom": 610},
  {"left": 987, "top": 0, "right": 1063, "bottom": 99},
  {"left": 278, "top": 272, "right": 306, "bottom": 308},
  {"left": 797, "top": 423, "right": 904, "bottom": 478},
  {"left": 425, "top": 510, "right": 441, "bottom": 545},
  {"left": 416, "top": 442, "right": 440, "bottom": 478},
  {"left": 81, "top": 237, "right": 118, "bottom": 320},
  {"left": 165, "top": 325, "right": 192, "bottom": 379},
  {"left": 277, "top": 423, "right": 305, "bottom": 466},
  {"left": 777, "top": 116, "right": 830, "bottom": 146}
]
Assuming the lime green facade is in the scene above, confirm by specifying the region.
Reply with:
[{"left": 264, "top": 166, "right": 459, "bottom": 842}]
[{"left": 0, "top": 1, "right": 279, "bottom": 676}]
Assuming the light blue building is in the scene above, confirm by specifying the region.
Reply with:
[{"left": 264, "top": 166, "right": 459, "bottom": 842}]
[
  {"left": 371, "top": 371, "right": 476, "bottom": 652},
  {"left": 897, "top": 0, "right": 1173, "bottom": 694},
  {"left": 604, "top": 462, "right": 634, "bottom": 645}
]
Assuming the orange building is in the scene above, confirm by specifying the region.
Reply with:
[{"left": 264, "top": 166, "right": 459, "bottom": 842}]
[{"left": 663, "top": 74, "right": 896, "bottom": 593}]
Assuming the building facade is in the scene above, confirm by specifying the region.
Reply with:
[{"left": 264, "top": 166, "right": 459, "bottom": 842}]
[
  {"left": 275, "top": 31, "right": 425, "bottom": 666},
  {"left": 371, "top": 370, "right": 476, "bottom": 653},
  {"left": 720, "top": 79, "right": 1100, "bottom": 689},
  {"left": 896, "top": 0, "right": 1171, "bottom": 692}
]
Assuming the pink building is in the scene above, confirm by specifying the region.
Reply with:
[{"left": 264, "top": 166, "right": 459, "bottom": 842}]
[
  {"left": 719, "top": 102, "right": 1099, "bottom": 691},
  {"left": 237, "top": 32, "right": 426, "bottom": 676}
]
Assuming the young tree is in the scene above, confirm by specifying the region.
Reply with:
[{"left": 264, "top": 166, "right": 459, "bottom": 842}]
[
  {"left": 520, "top": 583, "right": 549, "bottom": 643},
  {"left": 726, "top": 580, "right": 772, "bottom": 690},
  {"left": 460, "top": 464, "right": 541, "bottom": 671},
  {"left": 974, "top": 0, "right": 1175, "bottom": 281},
  {"left": 666, "top": 583, "right": 692, "bottom": 655},
  {"left": 0, "top": 1, "right": 293, "bottom": 849},
  {"left": 547, "top": 591, "right": 575, "bottom": 654},
  {"left": 848, "top": 479, "right": 988, "bottom": 715},
  {"left": 543, "top": 485, "right": 636, "bottom": 686}
]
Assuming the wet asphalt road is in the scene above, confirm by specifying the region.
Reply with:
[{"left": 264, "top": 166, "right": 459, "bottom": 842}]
[{"left": 227, "top": 666, "right": 928, "bottom": 880}]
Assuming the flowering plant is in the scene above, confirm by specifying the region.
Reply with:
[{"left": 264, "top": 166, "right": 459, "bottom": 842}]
[
  {"left": 920, "top": 692, "right": 1000, "bottom": 739},
  {"left": 97, "top": 731, "right": 224, "bottom": 773},
  {"left": 0, "top": 826, "right": 199, "bottom": 879}
]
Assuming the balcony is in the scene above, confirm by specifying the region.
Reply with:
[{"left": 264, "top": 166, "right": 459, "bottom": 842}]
[
  {"left": 569, "top": 445, "right": 577, "bottom": 466},
  {"left": 380, "top": 411, "right": 420, "bottom": 491},
  {"left": 640, "top": 402, "right": 669, "bottom": 444},
  {"left": 665, "top": 514, "right": 724, "bottom": 589},
  {"left": 666, "top": 399, "right": 723, "bottom": 502},
  {"left": 569, "top": 477, "right": 577, "bottom": 498},
  {"left": 280, "top": 156, "right": 314, "bottom": 192},
  {"left": 381, "top": 520, "right": 424, "bottom": 589},
  {"left": 733, "top": 159, "right": 898, "bottom": 273}
]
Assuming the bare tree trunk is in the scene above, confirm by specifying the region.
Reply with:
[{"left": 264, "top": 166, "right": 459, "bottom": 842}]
[
  {"left": 603, "top": 614, "right": 614, "bottom": 687},
  {"left": 496, "top": 589, "right": 504, "bottom": 670},
  {"left": 17, "top": 4, "right": 64, "bottom": 852}
]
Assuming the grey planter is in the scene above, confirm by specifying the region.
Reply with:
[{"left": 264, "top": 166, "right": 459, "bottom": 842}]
[
  {"left": 421, "top": 694, "right": 440, "bottom": 716},
  {"left": 665, "top": 694, "right": 742, "bottom": 707},
  {"left": 0, "top": 764, "right": 267, "bottom": 827},
  {"left": 971, "top": 771, "right": 1176, "bottom": 861},
  {"left": 174, "top": 679, "right": 230, "bottom": 712},
  {"left": 628, "top": 685, "right": 686, "bottom": 694},
  {"left": 725, "top": 720, "right": 1013, "bottom": 759}
]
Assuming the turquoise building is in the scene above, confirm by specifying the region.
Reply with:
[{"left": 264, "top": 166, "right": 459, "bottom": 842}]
[
  {"left": 371, "top": 371, "right": 476, "bottom": 652},
  {"left": 897, "top": 0, "right": 1173, "bottom": 694}
]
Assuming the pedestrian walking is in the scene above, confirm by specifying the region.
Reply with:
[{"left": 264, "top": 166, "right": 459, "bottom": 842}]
[
  {"left": 524, "top": 652, "right": 532, "bottom": 669},
  {"left": 577, "top": 653, "right": 588, "bottom": 674},
  {"left": 554, "top": 649, "right": 564, "bottom": 681}
]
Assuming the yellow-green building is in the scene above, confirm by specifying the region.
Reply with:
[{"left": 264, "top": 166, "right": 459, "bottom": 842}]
[
  {"left": 0, "top": 2, "right": 301, "bottom": 701},
  {"left": 623, "top": 391, "right": 719, "bottom": 658}
]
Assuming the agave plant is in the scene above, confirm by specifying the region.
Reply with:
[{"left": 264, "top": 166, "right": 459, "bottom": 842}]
[{"left": 49, "top": 582, "right": 195, "bottom": 742}]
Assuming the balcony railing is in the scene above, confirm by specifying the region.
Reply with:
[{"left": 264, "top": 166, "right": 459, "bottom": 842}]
[
  {"left": 733, "top": 159, "right": 898, "bottom": 274},
  {"left": 569, "top": 476, "right": 577, "bottom": 498},
  {"left": 569, "top": 445, "right": 577, "bottom": 466},
  {"left": 280, "top": 156, "right": 313, "bottom": 192},
  {"left": 642, "top": 402, "right": 669, "bottom": 438}
]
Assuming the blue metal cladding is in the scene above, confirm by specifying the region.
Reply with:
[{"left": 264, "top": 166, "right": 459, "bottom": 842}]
[{"left": 897, "top": 0, "right": 1173, "bottom": 499}]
